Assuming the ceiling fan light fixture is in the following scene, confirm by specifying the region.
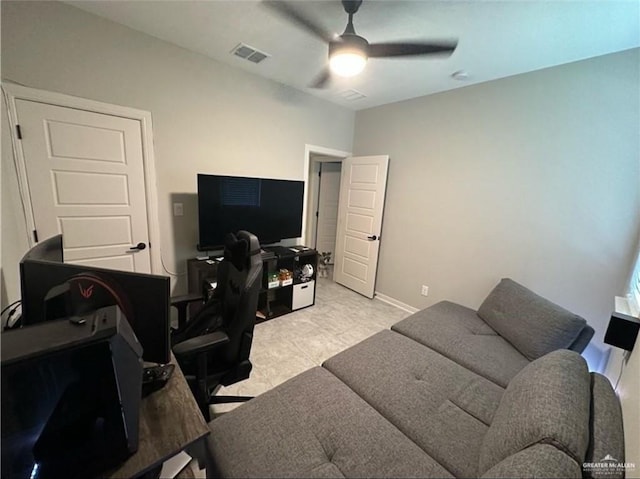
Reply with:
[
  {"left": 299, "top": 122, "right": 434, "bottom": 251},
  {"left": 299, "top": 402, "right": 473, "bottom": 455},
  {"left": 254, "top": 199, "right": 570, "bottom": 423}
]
[
  {"left": 329, "top": 35, "right": 368, "bottom": 77},
  {"left": 330, "top": 51, "right": 367, "bottom": 77}
]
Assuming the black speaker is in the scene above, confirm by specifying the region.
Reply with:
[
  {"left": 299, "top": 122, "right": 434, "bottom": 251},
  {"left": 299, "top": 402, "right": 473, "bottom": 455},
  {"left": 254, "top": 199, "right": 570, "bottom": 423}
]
[{"left": 604, "top": 311, "right": 640, "bottom": 351}]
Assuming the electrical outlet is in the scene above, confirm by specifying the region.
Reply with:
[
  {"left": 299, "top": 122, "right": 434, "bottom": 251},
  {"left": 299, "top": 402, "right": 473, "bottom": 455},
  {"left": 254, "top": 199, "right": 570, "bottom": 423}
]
[
  {"left": 173, "top": 202, "right": 184, "bottom": 217},
  {"left": 421, "top": 285, "right": 429, "bottom": 296}
]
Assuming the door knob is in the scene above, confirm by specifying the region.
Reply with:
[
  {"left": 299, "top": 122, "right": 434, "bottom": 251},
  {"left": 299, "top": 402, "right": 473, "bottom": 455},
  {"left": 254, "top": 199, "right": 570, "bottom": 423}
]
[
  {"left": 367, "top": 235, "right": 378, "bottom": 241},
  {"left": 129, "top": 242, "right": 147, "bottom": 251}
]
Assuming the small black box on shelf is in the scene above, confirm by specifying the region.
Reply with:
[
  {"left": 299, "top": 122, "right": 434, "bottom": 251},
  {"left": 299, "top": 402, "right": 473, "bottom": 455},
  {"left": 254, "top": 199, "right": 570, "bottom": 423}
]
[{"left": 604, "top": 311, "right": 640, "bottom": 351}]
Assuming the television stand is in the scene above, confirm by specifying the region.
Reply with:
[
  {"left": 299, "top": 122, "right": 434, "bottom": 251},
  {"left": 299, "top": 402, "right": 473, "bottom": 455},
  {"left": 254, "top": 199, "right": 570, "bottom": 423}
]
[{"left": 186, "top": 246, "right": 318, "bottom": 323}]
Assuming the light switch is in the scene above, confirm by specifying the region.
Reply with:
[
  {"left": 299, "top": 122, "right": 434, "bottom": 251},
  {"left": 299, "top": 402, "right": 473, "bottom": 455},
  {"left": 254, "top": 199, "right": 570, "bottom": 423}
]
[{"left": 173, "top": 202, "right": 184, "bottom": 217}]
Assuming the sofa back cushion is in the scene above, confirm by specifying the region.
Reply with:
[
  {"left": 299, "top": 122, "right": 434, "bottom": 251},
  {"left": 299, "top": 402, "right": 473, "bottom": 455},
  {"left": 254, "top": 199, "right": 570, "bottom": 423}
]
[
  {"left": 478, "top": 349, "right": 590, "bottom": 475},
  {"left": 477, "top": 278, "right": 587, "bottom": 360}
]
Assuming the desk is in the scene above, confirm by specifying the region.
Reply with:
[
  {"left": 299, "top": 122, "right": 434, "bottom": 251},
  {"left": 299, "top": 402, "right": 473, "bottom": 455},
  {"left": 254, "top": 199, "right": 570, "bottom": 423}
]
[{"left": 105, "top": 355, "right": 210, "bottom": 479}]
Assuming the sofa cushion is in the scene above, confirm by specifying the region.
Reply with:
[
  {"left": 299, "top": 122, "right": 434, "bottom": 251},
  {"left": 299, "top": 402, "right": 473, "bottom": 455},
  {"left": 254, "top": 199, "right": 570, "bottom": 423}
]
[
  {"left": 207, "top": 366, "right": 453, "bottom": 478},
  {"left": 323, "top": 330, "right": 504, "bottom": 478},
  {"left": 392, "top": 301, "right": 530, "bottom": 387},
  {"left": 477, "top": 278, "right": 586, "bottom": 360},
  {"left": 478, "top": 349, "right": 591, "bottom": 475},
  {"left": 480, "top": 444, "right": 582, "bottom": 478},
  {"left": 584, "top": 373, "right": 625, "bottom": 479}
]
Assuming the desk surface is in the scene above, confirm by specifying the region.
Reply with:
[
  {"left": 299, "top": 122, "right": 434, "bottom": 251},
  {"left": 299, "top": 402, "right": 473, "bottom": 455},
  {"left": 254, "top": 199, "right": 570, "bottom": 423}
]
[{"left": 106, "top": 356, "right": 210, "bottom": 479}]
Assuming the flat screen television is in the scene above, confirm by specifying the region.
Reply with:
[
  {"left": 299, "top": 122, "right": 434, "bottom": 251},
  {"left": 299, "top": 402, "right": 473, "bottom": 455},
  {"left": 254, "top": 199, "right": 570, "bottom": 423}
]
[
  {"left": 19, "top": 235, "right": 171, "bottom": 364},
  {"left": 197, "top": 174, "right": 304, "bottom": 250}
]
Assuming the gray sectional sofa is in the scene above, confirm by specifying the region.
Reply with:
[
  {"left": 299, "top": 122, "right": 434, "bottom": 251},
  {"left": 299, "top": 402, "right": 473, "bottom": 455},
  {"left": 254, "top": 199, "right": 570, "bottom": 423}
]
[{"left": 206, "top": 278, "right": 625, "bottom": 478}]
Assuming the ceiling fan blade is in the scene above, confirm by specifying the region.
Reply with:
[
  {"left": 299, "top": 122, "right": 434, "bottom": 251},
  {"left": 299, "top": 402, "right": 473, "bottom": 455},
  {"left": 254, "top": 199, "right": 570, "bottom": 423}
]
[
  {"left": 367, "top": 41, "right": 457, "bottom": 58},
  {"left": 262, "top": 1, "right": 334, "bottom": 44},
  {"left": 309, "top": 68, "right": 332, "bottom": 89}
]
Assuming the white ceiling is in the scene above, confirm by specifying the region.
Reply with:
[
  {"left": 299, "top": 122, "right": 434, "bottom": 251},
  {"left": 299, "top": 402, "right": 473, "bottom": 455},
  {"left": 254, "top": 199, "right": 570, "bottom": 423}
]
[{"left": 66, "top": 0, "right": 640, "bottom": 111}]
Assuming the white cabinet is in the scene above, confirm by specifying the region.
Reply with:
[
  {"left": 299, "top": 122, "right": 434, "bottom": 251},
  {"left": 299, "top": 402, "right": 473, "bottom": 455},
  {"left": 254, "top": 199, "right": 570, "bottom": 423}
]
[{"left": 292, "top": 280, "right": 315, "bottom": 311}]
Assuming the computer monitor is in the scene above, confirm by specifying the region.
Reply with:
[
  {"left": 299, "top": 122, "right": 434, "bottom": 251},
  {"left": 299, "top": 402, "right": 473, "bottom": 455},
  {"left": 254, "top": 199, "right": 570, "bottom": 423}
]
[{"left": 19, "top": 235, "right": 171, "bottom": 364}]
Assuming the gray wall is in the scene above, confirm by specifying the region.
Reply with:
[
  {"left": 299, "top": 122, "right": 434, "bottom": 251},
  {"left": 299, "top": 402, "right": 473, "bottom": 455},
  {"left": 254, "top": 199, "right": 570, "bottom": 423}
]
[
  {"left": 354, "top": 49, "right": 640, "bottom": 354},
  {"left": 1, "top": 96, "right": 30, "bottom": 307},
  {"left": 0, "top": 0, "right": 355, "bottom": 301},
  {"left": 3, "top": 1, "right": 637, "bottom": 344},
  {"left": 2, "top": 0, "right": 639, "bottom": 470}
]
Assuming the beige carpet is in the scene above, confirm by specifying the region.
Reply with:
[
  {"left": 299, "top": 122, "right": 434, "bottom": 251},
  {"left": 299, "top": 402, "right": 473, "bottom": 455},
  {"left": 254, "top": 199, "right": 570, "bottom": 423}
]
[{"left": 213, "top": 275, "right": 411, "bottom": 413}]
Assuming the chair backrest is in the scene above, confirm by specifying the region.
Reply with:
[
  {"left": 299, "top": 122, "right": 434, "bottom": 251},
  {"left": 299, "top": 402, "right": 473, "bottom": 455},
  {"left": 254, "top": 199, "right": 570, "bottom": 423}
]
[
  {"left": 172, "top": 230, "right": 262, "bottom": 366},
  {"left": 217, "top": 230, "right": 263, "bottom": 364}
]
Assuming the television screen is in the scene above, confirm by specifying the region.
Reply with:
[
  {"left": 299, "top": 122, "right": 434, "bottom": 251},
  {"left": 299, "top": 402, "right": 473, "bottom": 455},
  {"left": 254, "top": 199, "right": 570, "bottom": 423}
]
[{"left": 197, "top": 174, "right": 304, "bottom": 250}]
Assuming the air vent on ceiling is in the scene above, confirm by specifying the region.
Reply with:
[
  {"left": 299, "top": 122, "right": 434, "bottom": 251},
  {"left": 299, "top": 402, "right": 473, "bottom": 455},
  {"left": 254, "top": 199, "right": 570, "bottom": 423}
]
[
  {"left": 231, "top": 43, "right": 270, "bottom": 64},
  {"left": 338, "top": 89, "right": 367, "bottom": 101}
]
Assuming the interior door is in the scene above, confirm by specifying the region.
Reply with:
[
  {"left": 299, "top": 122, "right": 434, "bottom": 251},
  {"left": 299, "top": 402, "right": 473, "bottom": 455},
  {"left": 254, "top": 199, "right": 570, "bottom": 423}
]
[
  {"left": 315, "top": 162, "right": 341, "bottom": 258},
  {"left": 15, "top": 99, "right": 152, "bottom": 273},
  {"left": 334, "top": 155, "right": 389, "bottom": 298}
]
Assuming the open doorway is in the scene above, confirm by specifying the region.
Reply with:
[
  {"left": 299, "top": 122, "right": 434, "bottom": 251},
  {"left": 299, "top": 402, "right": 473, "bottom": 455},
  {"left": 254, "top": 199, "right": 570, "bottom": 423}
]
[
  {"left": 304, "top": 147, "right": 349, "bottom": 281},
  {"left": 304, "top": 147, "right": 390, "bottom": 298},
  {"left": 315, "top": 162, "right": 342, "bottom": 256},
  {"left": 309, "top": 158, "right": 343, "bottom": 281}
]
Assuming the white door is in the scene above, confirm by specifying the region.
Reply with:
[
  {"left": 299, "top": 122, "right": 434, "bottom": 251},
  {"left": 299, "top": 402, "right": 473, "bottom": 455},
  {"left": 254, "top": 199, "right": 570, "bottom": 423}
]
[
  {"left": 334, "top": 155, "right": 389, "bottom": 298},
  {"left": 15, "top": 99, "right": 152, "bottom": 273},
  {"left": 315, "top": 162, "right": 341, "bottom": 258}
]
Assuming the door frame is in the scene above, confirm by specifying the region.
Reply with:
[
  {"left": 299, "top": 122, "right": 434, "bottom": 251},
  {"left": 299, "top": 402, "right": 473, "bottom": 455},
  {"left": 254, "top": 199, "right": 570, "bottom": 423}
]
[
  {"left": 2, "top": 82, "right": 163, "bottom": 274},
  {"left": 302, "top": 144, "right": 350, "bottom": 247}
]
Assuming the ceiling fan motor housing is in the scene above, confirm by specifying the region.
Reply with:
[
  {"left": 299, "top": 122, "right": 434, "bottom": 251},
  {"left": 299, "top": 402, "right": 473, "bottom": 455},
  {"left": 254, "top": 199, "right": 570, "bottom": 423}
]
[{"left": 342, "top": 0, "right": 363, "bottom": 15}]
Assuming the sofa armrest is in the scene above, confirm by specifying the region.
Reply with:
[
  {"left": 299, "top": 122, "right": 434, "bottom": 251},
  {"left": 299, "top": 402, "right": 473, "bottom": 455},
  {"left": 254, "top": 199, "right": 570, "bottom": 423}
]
[{"left": 568, "top": 325, "right": 595, "bottom": 353}]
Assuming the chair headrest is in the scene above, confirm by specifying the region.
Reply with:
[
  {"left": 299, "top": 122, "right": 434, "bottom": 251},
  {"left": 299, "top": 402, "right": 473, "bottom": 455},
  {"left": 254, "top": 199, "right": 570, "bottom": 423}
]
[
  {"left": 236, "top": 230, "right": 261, "bottom": 256},
  {"left": 224, "top": 231, "right": 260, "bottom": 270}
]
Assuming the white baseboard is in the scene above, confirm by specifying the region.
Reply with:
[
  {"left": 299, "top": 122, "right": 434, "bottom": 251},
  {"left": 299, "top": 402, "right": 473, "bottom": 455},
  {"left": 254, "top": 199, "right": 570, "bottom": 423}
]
[{"left": 374, "top": 292, "right": 419, "bottom": 314}]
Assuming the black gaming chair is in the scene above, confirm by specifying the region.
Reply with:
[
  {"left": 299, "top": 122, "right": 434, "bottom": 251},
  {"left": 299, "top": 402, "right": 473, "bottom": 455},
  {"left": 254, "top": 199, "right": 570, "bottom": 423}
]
[{"left": 170, "top": 231, "right": 262, "bottom": 421}]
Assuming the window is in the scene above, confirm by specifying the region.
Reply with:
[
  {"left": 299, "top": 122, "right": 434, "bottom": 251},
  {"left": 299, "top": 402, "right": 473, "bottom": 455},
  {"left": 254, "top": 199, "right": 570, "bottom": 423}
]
[{"left": 628, "top": 246, "right": 640, "bottom": 316}]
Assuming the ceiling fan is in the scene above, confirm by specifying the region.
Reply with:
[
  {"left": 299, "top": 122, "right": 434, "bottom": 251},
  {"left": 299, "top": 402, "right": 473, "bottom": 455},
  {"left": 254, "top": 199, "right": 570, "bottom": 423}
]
[{"left": 264, "top": 0, "right": 458, "bottom": 88}]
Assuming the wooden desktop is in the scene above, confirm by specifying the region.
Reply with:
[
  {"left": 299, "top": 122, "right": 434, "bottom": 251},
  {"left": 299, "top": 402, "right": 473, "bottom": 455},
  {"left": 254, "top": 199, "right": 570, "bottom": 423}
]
[{"left": 105, "top": 355, "right": 210, "bottom": 479}]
